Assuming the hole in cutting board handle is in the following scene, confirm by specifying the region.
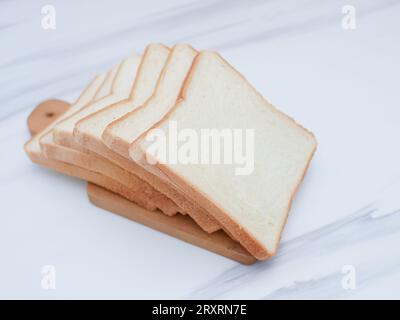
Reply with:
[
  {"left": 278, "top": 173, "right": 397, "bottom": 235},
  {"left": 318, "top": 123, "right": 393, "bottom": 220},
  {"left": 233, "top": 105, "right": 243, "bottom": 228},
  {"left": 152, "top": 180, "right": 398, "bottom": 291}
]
[{"left": 27, "top": 99, "right": 71, "bottom": 136}]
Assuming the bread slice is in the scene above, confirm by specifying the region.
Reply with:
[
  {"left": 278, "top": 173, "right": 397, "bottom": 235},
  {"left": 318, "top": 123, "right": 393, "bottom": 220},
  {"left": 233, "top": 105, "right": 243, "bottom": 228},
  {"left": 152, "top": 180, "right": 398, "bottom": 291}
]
[
  {"left": 139, "top": 51, "right": 317, "bottom": 260},
  {"left": 75, "top": 44, "right": 221, "bottom": 233}
]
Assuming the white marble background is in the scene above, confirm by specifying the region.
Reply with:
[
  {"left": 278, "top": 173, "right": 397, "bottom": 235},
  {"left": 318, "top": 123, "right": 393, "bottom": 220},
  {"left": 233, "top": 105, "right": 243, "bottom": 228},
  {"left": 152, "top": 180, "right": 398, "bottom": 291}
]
[{"left": 1, "top": 0, "right": 400, "bottom": 299}]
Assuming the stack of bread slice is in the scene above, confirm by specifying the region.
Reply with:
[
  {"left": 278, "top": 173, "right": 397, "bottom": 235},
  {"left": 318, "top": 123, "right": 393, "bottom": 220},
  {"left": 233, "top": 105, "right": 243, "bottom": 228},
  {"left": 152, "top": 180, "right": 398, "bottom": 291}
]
[{"left": 25, "top": 43, "right": 316, "bottom": 263}]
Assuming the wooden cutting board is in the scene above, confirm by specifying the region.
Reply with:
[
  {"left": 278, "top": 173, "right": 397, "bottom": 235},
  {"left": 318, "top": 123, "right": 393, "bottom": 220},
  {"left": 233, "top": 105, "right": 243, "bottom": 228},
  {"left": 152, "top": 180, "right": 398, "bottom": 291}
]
[{"left": 28, "top": 100, "right": 257, "bottom": 265}]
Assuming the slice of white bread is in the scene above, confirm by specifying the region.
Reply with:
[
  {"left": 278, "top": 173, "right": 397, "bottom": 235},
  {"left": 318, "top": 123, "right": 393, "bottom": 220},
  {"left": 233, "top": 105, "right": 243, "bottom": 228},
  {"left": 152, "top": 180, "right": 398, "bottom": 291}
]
[
  {"left": 75, "top": 44, "right": 221, "bottom": 233},
  {"left": 139, "top": 51, "right": 317, "bottom": 260}
]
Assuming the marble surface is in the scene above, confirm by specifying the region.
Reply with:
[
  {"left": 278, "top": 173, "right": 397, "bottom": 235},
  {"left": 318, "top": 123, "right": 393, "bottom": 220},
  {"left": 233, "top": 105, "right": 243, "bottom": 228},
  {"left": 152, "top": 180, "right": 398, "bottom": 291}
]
[{"left": 1, "top": 0, "right": 400, "bottom": 299}]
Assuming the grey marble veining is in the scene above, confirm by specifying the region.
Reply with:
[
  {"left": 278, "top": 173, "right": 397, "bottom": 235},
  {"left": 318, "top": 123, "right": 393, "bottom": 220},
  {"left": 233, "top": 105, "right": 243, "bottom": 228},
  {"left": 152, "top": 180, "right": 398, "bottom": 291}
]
[{"left": 187, "top": 182, "right": 400, "bottom": 298}]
